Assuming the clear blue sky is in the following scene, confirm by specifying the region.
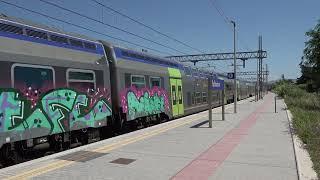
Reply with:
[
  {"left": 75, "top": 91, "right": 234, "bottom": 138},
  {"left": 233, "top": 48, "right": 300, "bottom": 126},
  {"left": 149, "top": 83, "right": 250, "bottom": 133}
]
[{"left": 1, "top": 0, "right": 319, "bottom": 80}]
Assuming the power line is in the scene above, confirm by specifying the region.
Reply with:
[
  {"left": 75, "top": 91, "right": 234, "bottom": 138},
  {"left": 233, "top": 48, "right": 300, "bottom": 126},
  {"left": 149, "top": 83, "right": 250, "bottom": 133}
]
[
  {"left": 208, "top": 0, "right": 251, "bottom": 52},
  {"left": 91, "top": 0, "right": 231, "bottom": 72},
  {"left": 208, "top": 0, "right": 230, "bottom": 25},
  {"left": 91, "top": 0, "right": 206, "bottom": 54},
  {"left": 38, "top": 0, "right": 186, "bottom": 54},
  {"left": 39, "top": 0, "right": 232, "bottom": 73},
  {"left": 0, "top": 0, "right": 172, "bottom": 55}
]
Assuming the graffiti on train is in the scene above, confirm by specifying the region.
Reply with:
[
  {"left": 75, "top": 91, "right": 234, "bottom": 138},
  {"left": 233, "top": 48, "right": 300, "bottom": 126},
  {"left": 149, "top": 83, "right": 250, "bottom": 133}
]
[
  {"left": 0, "top": 88, "right": 112, "bottom": 135},
  {"left": 120, "top": 86, "right": 170, "bottom": 120}
]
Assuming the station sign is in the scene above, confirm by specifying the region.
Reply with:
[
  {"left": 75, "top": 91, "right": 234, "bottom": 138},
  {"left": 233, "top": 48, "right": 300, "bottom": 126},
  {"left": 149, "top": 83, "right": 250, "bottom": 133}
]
[
  {"left": 211, "top": 75, "right": 224, "bottom": 90},
  {"left": 227, "top": 73, "right": 235, "bottom": 79}
]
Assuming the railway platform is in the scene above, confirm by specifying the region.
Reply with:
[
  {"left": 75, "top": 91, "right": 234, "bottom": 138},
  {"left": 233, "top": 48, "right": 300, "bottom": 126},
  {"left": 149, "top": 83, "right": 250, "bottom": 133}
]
[{"left": 0, "top": 93, "right": 298, "bottom": 180}]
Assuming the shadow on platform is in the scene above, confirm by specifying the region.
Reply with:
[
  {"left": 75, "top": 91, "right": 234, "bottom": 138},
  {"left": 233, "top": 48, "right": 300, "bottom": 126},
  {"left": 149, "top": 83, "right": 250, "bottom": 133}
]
[{"left": 190, "top": 119, "right": 224, "bottom": 128}]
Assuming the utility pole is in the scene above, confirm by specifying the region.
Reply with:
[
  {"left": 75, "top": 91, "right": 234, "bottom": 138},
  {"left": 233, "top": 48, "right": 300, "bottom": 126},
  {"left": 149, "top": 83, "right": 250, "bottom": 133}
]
[
  {"left": 258, "top": 35, "right": 263, "bottom": 99},
  {"left": 231, "top": 20, "right": 237, "bottom": 113}
]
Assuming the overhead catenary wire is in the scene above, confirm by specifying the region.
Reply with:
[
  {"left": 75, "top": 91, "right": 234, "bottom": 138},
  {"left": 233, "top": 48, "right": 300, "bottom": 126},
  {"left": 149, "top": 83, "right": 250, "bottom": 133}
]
[
  {"left": 208, "top": 0, "right": 251, "bottom": 52},
  {"left": 1, "top": 0, "right": 232, "bottom": 74},
  {"left": 91, "top": 0, "right": 231, "bottom": 73},
  {"left": 91, "top": 0, "right": 206, "bottom": 54},
  {"left": 0, "top": 0, "right": 172, "bottom": 55},
  {"left": 38, "top": 0, "right": 187, "bottom": 54},
  {"left": 90, "top": 0, "right": 228, "bottom": 73}
]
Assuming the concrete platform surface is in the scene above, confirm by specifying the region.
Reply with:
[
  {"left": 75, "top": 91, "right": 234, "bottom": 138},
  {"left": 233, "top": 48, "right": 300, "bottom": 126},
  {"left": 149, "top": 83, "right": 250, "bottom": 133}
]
[{"left": 0, "top": 93, "right": 298, "bottom": 180}]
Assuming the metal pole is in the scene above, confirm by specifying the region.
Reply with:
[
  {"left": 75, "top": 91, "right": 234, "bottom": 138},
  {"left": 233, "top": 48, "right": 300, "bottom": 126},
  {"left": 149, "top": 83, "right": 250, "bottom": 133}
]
[
  {"left": 261, "top": 36, "right": 263, "bottom": 98},
  {"left": 208, "top": 75, "right": 213, "bottom": 128},
  {"left": 231, "top": 20, "right": 237, "bottom": 113},
  {"left": 266, "top": 64, "right": 268, "bottom": 94},
  {"left": 259, "top": 36, "right": 262, "bottom": 99},
  {"left": 222, "top": 85, "right": 225, "bottom": 121},
  {"left": 256, "top": 36, "right": 259, "bottom": 101},
  {"left": 274, "top": 96, "right": 277, "bottom": 113},
  {"left": 262, "top": 64, "right": 265, "bottom": 96}
]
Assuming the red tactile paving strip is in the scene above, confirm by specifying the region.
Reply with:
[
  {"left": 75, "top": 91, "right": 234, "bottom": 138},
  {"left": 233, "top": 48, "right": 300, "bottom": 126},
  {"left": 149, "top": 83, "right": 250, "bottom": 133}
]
[{"left": 171, "top": 97, "right": 272, "bottom": 180}]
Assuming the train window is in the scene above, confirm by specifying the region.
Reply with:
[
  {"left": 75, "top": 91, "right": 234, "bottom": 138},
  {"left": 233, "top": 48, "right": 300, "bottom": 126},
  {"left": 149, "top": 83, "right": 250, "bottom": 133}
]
[
  {"left": 0, "top": 23, "right": 23, "bottom": 35},
  {"left": 172, "top": 85, "right": 176, "bottom": 105},
  {"left": 191, "top": 92, "right": 195, "bottom": 105},
  {"left": 202, "top": 92, "right": 207, "bottom": 103},
  {"left": 50, "top": 34, "right": 68, "bottom": 44},
  {"left": 12, "top": 64, "right": 55, "bottom": 90},
  {"left": 196, "top": 92, "right": 201, "bottom": 104},
  {"left": 187, "top": 92, "right": 192, "bottom": 106},
  {"left": 84, "top": 42, "right": 97, "bottom": 50},
  {"left": 184, "top": 66, "right": 192, "bottom": 76},
  {"left": 26, "top": 29, "right": 48, "bottom": 40},
  {"left": 67, "top": 69, "right": 96, "bottom": 91},
  {"left": 178, "top": 85, "right": 182, "bottom": 104},
  {"left": 192, "top": 69, "right": 198, "bottom": 77},
  {"left": 150, "top": 77, "right": 161, "bottom": 88},
  {"left": 131, "top": 75, "right": 146, "bottom": 89},
  {"left": 69, "top": 39, "right": 84, "bottom": 48}
]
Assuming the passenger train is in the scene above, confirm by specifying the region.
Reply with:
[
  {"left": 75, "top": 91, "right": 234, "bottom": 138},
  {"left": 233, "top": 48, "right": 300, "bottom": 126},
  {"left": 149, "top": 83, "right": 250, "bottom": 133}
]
[{"left": 0, "top": 15, "right": 255, "bottom": 165}]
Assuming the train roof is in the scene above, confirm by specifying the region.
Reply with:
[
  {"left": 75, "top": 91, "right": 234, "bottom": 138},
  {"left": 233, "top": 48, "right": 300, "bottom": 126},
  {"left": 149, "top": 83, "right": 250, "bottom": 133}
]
[
  {"left": 0, "top": 14, "right": 104, "bottom": 55},
  {"left": 113, "top": 46, "right": 184, "bottom": 69},
  {"left": 0, "top": 14, "right": 98, "bottom": 42},
  {"left": 113, "top": 46, "right": 222, "bottom": 76}
]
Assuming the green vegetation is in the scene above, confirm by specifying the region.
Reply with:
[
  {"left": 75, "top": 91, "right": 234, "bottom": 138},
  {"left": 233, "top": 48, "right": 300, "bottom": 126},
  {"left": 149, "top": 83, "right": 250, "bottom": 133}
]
[
  {"left": 298, "top": 20, "right": 320, "bottom": 92},
  {"left": 274, "top": 81, "right": 320, "bottom": 178}
]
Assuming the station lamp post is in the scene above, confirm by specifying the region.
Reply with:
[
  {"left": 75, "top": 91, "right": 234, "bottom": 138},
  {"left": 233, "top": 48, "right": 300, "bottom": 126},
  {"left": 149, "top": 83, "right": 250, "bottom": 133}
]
[{"left": 231, "top": 20, "right": 237, "bottom": 113}]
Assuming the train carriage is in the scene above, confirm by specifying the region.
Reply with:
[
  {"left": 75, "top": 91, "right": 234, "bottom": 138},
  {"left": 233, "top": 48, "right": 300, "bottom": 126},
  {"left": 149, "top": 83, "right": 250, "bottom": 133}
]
[
  {"left": 101, "top": 43, "right": 187, "bottom": 129},
  {"left": 0, "top": 15, "right": 112, "bottom": 164}
]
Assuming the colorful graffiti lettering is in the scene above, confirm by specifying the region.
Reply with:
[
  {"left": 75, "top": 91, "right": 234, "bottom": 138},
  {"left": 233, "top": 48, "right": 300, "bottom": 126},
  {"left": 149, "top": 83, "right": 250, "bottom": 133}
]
[
  {"left": 0, "top": 88, "right": 112, "bottom": 140},
  {"left": 120, "top": 86, "right": 170, "bottom": 120}
]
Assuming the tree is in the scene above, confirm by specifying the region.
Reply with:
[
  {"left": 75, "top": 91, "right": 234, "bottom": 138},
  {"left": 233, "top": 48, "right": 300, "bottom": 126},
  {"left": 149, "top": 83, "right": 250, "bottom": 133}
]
[{"left": 300, "top": 20, "right": 320, "bottom": 91}]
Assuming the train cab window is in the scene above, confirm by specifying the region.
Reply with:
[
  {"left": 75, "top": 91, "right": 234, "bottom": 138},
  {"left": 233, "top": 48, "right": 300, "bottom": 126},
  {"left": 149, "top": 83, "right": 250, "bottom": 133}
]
[
  {"left": 13, "top": 64, "right": 55, "bottom": 90},
  {"left": 131, "top": 75, "right": 146, "bottom": 89},
  {"left": 150, "top": 77, "right": 161, "bottom": 88},
  {"left": 202, "top": 92, "right": 207, "bottom": 103},
  {"left": 67, "top": 69, "right": 96, "bottom": 92}
]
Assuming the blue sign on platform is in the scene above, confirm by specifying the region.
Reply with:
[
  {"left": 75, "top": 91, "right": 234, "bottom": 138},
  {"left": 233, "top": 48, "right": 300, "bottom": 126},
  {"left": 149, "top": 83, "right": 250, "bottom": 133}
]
[
  {"left": 211, "top": 76, "right": 224, "bottom": 90},
  {"left": 227, "top": 73, "right": 235, "bottom": 79}
]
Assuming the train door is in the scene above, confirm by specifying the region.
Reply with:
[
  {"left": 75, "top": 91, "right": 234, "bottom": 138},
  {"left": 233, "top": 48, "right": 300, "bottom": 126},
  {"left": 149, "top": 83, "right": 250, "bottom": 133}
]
[
  {"left": 168, "top": 68, "right": 184, "bottom": 117},
  {"left": 170, "top": 78, "right": 184, "bottom": 117},
  {"left": 176, "top": 79, "right": 184, "bottom": 115},
  {"left": 170, "top": 78, "right": 178, "bottom": 117}
]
